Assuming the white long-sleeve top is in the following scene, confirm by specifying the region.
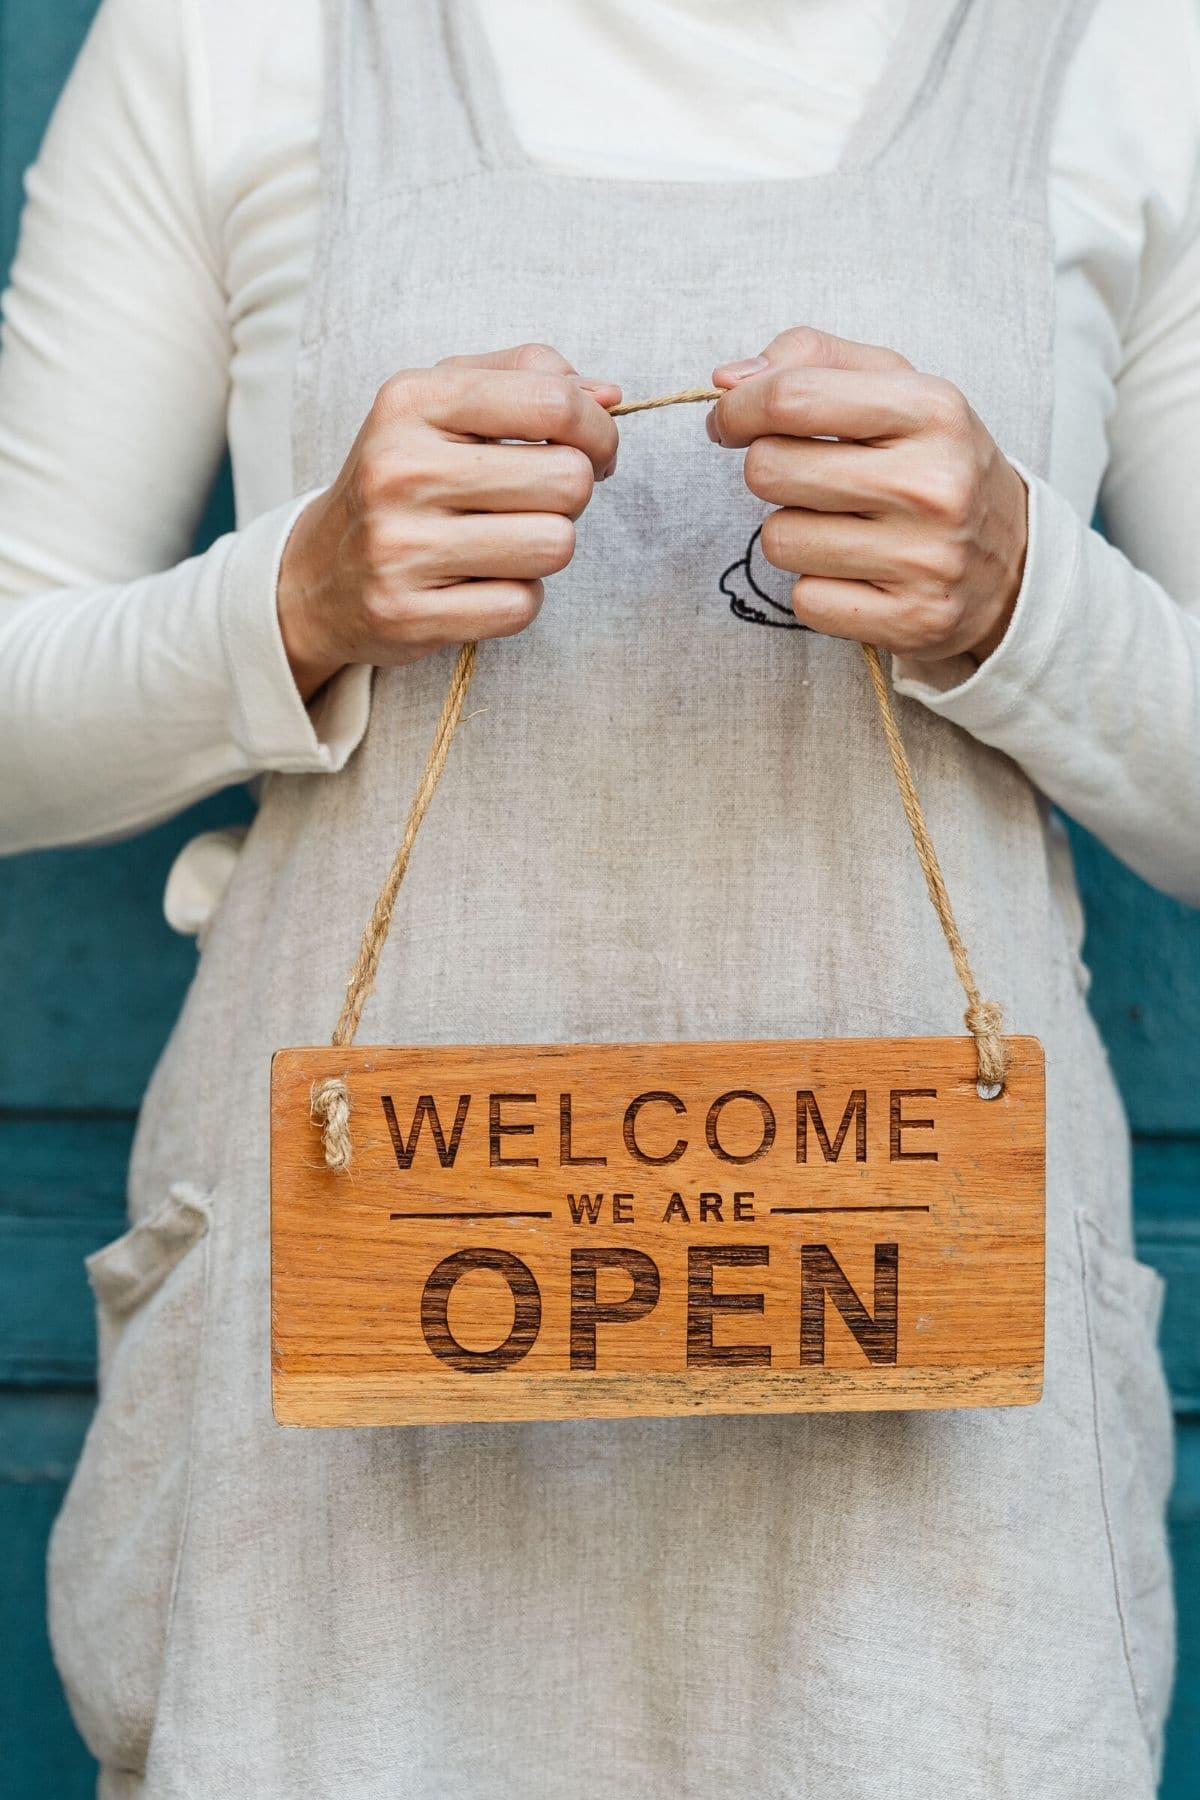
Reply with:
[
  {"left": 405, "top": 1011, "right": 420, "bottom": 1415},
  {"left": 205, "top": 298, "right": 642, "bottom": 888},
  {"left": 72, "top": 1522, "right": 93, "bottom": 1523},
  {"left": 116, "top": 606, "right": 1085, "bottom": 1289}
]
[{"left": 1, "top": 0, "right": 1198, "bottom": 921}]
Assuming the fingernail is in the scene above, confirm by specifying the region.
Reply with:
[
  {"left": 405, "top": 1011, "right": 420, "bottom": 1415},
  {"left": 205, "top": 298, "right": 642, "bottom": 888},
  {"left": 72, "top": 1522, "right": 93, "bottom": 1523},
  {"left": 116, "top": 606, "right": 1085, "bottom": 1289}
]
[
  {"left": 705, "top": 407, "right": 724, "bottom": 446},
  {"left": 600, "top": 454, "right": 618, "bottom": 480},
  {"left": 713, "top": 355, "right": 768, "bottom": 381}
]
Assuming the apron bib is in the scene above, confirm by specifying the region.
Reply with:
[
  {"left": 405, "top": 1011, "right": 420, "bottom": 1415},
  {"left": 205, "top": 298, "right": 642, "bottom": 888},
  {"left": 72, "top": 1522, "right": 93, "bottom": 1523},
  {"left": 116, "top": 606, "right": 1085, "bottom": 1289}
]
[
  {"left": 48, "top": 2, "right": 1177, "bottom": 1792},
  {"left": 270, "top": 511, "right": 1045, "bottom": 1426}
]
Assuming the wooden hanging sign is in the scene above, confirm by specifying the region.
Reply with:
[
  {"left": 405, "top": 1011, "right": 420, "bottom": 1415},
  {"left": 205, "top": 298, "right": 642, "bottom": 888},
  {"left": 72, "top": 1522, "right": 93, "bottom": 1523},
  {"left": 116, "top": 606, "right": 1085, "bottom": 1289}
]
[{"left": 271, "top": 1034, "right": 1044, "bottom": 1426}]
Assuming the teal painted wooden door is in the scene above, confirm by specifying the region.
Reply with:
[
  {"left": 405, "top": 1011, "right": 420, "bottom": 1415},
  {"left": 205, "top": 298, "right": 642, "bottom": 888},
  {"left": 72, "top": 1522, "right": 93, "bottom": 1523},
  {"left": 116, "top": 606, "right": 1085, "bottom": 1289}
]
[{"left": 1, "top": 6, "right": 1198, "bottom": 1791}]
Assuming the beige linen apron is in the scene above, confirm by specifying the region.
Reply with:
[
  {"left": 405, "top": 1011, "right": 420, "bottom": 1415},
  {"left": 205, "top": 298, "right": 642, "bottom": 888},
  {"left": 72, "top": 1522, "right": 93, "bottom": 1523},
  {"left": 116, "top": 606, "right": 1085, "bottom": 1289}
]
[{"left": 47, "top": 1, "right": 1176, "bottom": 1793}]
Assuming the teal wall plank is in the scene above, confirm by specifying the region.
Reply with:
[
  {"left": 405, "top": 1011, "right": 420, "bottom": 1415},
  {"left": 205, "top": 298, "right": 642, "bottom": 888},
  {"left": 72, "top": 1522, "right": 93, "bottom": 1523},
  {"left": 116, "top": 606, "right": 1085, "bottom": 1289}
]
[
  {"left": 1133, "top": 1143, "right": 1200, "bottom": 1413},
  {"left": 1069, "top": 825, "right": 1200, "bottom": 1135},
  {"left": 1135, "top": 1140, "right": 1200, "bottom": 1224},
  {"left": 0, "top": 1214, "right": 119, "bottom": 1385},
  {"left": 0, "top": 788, "right": 250, "bottom": 1111},
  {"left": 0, "top": 1116, "right": 133, "bottom": 1219},
  {"left": 0, "top": 1393, "right": 98, "bottom": 1797},
  {"left": 6, "top": 1127, "right": 1197, "bottom": 1399},
  {"left": 3, "top": 5, "right": 233, "bottom": 1788},
  {"left": 5, "top": 1392, "right": 1200, "bottom": 1795},
  {"left": 1, "top": 3, "right": 1197, "bottom": 1794},
  {"left": 1162, "top": 1425, "right": 1200, "bottom": 1798},
  {"left": 0, "top": 0, "right": 101, "bottom": 266},
  {"left": 0, "top": 1119, "right": 130, "bottom": 1385}
]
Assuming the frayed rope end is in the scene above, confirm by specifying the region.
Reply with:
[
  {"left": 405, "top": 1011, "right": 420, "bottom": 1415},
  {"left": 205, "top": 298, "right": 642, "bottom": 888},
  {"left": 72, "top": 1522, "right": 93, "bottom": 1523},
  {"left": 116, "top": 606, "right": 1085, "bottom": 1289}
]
[{"left": 311, "top": 1075, "right": 353, "bottom": 1171}]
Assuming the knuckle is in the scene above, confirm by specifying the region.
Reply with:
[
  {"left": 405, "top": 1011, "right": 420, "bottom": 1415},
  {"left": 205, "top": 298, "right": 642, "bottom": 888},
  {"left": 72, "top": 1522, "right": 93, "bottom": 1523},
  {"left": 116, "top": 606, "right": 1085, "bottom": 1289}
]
[
  {"left": 899, "top": 528, "right": 969, "bottom": 589},
  {"left": 532, "top": 514, "right": 576, "bottom": 571},
  {"left": 758, "top": 509, "right": 792, "bottom": 569},
  {"left": 904, "top": 597, "right": 954, "bottom": 652},
  {"left": 550, "top": 446, "right": 594, "bottom": 513},
  {"left": 353, "top": 448, "right": 421, "bottom": 513},
  {"left": 880, "top": 455, "right": 932, "bottom": 513},
  {"left": 887, "top": 442, "right": 974, "bottom": 525},
  {"left": 386, "top": 454, "right": 432, "bottom": 505},
  {"left": 779, "top": 325, "right": 828, "bottom": 363},
  {"left": 528, "top": 376, "right": 579, "bottom": 439},
  {"left": 356, "top": 511, "right": 393, "bottom": 569},
  {"left": 361, "top": 510, "right": 422, "bottom": 572},
  {"left": 514, "top": 341, "right": 567, "bottom": 372},
  {"left": 922, "top": 580, "right": 966, "bottom": 635},
  {"left": 931, "top": 536, "right": 971, "bottom": 586},
  {"left": 743, "top": 437, "right": 785, "bottom": 501},
  {"left": 922, "top": 376, "right": 971, "bottom": 436},
  {"left": 490, "top": 580, "right": 543, "bottom": 635},
  {"left": 923, "top": 457, "right": 975, "bottom": 524},
  {"left": 375, "top": 368, "right": 424, "bottom": 415},
  {"left": 790, "top": 575, "right": 818, "bottom": 624},
  {"left": 360, "top": 576, "right": 402, "bottom": 635},
  {"left": 765, "top": 368, "right": 811, "bottom": 431},
  {"left": 348, "top": 452, "right": 388, "bottom": 516}
]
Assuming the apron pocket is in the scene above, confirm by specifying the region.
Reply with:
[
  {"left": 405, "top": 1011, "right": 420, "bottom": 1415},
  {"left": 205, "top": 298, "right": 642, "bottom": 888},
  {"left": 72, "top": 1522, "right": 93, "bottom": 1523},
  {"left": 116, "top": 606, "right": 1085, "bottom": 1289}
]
[
  {"left": 1076, "top": 1206, "right": 1175, "bottom": 1768},
  {"left": 47, "top": 1183, "right": 213, "bottom": 1775}
]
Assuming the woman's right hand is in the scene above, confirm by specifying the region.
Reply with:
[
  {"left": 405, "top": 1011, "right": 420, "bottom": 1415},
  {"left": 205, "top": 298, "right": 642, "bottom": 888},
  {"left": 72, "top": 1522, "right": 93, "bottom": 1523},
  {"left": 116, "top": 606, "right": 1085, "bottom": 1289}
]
[{"left": 277, "top": 343, "right": 621, "bottom": 700}]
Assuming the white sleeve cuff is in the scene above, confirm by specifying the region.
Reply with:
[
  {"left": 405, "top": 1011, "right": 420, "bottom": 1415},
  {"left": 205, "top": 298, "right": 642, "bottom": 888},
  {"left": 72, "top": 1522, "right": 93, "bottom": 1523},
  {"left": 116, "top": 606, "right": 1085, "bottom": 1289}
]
[
  {"left": 216, "top": 488, "right": 372, "bottom": 772},
  {"left": 890, "top": 457, "right": 1082, "bottom": 734},
  {"left": 887, "top": 459, "right": 1200, "bottom": 903}
]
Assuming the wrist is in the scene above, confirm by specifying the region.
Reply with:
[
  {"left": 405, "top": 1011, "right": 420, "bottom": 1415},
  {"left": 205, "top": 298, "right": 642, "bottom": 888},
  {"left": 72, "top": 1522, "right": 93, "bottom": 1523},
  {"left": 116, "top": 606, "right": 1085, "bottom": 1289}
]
[
  {"left": 965, "top": 456, "right": 1030, "bottom": 665},
  {"left": 969, "top": 596, "right": 1018, "bottom": 665},
  {"left": 277, "top": 492, "right": 348, "bottom": 701}
]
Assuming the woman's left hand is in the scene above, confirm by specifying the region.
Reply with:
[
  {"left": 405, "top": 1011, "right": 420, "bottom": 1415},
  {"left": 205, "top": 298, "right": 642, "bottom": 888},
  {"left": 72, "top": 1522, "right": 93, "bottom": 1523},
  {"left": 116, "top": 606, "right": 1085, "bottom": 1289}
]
[{"left": 707, "top": 326, "right": 1029, "bottom": 664}]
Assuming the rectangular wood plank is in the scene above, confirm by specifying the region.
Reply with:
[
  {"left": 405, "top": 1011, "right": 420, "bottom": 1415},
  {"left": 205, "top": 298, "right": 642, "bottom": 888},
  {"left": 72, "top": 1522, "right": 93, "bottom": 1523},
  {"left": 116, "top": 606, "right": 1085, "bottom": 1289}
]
[{"left": 272, "top": 1036, "right": 1045, "bottom": 1424}]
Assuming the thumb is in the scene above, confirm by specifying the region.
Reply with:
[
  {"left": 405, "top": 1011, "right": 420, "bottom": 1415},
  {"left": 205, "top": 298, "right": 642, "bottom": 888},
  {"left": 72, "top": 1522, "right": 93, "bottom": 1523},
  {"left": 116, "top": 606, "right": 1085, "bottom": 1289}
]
[{"left": 712, "top": 324, "right": 912, "bottom": 389}]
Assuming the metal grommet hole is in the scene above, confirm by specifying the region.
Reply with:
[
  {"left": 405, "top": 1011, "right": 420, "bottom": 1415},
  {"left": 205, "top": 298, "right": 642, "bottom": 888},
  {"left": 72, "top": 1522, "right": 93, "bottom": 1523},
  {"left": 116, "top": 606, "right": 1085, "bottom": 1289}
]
[{"left": 976, "top": 1080, "right": 1004, "bottom": 1101}]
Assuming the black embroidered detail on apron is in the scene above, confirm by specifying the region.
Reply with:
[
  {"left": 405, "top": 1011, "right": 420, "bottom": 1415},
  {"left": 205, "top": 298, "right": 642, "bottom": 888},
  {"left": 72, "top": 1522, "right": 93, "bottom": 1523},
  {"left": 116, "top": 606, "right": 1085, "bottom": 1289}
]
[{"left": 719, "top": 524, "right": 810, "bottom": 629}]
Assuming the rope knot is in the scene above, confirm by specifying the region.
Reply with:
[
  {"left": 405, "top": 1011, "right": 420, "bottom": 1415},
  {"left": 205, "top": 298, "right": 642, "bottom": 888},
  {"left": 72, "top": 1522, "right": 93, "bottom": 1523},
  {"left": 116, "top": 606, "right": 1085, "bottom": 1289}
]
[
  {"left": 964, "top": 999, "right": 1007, "bottom": 1093},
  {"left": 311, "top": 1076, "right": 352, "bottom": 1171}
]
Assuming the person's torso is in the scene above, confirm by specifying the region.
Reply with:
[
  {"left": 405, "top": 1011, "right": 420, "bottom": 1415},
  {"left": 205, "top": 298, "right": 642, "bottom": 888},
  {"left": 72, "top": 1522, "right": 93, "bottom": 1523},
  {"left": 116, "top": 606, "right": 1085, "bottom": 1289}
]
[
  {"left": 97, "top": 13, "right": 1173, "bottom": 1791},
  {"left": 135, "top": 0, "right": 1128, "bottom": 1262},
  {"left": 161, "top": 0, "right": 1200, "bottom": 950}
]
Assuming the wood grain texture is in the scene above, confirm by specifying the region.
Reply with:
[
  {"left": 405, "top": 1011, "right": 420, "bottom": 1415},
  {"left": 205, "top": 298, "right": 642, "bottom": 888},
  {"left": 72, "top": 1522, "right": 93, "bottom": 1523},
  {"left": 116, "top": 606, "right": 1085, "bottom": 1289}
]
[{"left": 271, "top": 1036, "right": 1045, "bottom": 1424}]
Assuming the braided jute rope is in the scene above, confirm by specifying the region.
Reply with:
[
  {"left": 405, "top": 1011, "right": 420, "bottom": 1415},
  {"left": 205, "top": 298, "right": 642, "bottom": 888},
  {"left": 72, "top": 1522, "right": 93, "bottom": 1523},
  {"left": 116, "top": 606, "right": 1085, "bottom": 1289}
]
[
  {"left": 311, "top": 639, "right": 478, "bottom": 1171},
  {"left": 858, "top": 642, "right": 1006, "bottom": 1092},
  {"left": 608, "top": 386, "right": 721, "bottom": 416},
  {"left": 311, "top": 384, "right": 1005, "bottom": 1169}
]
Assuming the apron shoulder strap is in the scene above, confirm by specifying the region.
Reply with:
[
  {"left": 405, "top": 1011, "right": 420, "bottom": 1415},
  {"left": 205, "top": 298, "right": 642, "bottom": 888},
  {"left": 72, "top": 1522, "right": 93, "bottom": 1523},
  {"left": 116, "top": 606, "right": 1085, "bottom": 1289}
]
[
  {"left": 320, "top": 0, "right": 492, "bottom": 210},
  {"left": 866, "top": 0, "right": 1103, "bottom": 214}
]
